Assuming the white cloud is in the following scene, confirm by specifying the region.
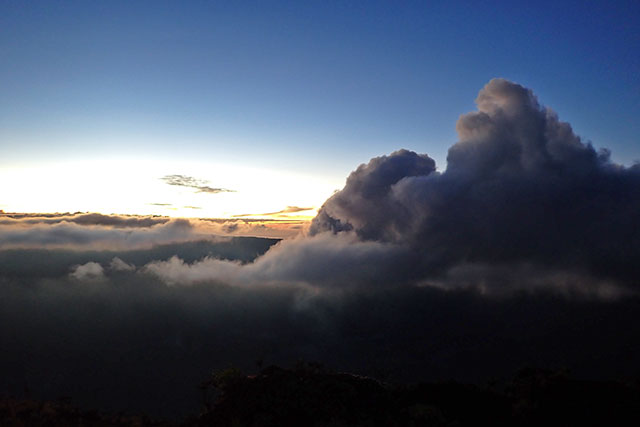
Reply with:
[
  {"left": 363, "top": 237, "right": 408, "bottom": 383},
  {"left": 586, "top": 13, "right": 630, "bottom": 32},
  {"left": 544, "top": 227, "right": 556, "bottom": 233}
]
[
  {"left": 110, "top": 257, "right": 136, "bottom": 272},
  {"left": 70, "top": 261, "right": 105, "bottom": 281}
]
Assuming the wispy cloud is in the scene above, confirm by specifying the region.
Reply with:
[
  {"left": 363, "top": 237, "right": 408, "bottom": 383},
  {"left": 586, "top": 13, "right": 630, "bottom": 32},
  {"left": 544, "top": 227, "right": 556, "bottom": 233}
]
[
  {"left": 161, "top": 174, "right": 235, "bottom": 194},
  {"left": 232, "top": 206, "right": 314, "bottom": 218}
]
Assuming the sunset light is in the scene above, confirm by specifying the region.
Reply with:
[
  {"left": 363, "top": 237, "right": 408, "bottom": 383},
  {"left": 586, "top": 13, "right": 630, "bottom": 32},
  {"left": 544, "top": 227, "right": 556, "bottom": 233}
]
[
  {"left": 0, "top": 157, "right": 338, "bottom": 225},
  {"left": 2, "top": 1, "right": 640, "bottom": 424}
]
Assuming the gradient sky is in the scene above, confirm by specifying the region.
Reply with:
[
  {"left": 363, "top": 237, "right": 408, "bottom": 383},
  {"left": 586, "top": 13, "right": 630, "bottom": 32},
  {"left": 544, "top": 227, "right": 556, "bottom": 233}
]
[{"left": 1, "top": 0, "right": 639, "bottom": 217}]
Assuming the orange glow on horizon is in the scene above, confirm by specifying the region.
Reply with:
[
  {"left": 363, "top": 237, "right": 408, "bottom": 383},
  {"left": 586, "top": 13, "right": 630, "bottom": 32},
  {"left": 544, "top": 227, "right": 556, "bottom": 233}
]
[{"left": 0, "top": 158, "right": 340, "bottom": 224}]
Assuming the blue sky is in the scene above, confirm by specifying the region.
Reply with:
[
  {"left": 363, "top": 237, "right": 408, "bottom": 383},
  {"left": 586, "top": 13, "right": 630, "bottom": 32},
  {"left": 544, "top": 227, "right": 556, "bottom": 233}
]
[{"left": 1, "top": 0, "right": 639, "bottom": 215}]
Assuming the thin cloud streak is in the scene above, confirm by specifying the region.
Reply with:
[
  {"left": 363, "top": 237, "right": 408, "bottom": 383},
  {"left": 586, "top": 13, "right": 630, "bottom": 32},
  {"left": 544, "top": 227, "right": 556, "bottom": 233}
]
[
  {"left": 232, "top": 206, "right": 315, "bottom": 218},
  {"left": 161, "top": 174, "right": 235, "bottom": 194}
]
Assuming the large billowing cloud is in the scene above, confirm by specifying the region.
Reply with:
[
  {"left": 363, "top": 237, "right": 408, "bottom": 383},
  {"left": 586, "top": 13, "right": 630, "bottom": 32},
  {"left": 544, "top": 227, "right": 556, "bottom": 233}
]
[
  {"left": 310, "top": 149, "right": 437, "bottom": 239},
  {"left": 312, "top": 79, "right": 640, "bottom": 287},
  {"left": 313, "top": 79, "right": 640, "bottom": 251},
  {"left": 146, "top": 79, "right": 640, "bottom": 295}
]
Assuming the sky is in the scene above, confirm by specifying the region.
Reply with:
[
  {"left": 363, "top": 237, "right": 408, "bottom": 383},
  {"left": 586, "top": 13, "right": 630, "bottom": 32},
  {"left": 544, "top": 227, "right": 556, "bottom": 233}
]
[
  {"left": 3, "top": 1, "right": 640, "bottom": 419},
  {"left": 1, "top": 0, "right": 639, "bottom": 220}
]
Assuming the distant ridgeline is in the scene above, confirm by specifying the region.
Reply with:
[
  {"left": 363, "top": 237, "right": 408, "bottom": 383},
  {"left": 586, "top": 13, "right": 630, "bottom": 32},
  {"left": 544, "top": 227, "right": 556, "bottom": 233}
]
[{"left": 2, "top": 364, "right": 640, "bottom": 426}]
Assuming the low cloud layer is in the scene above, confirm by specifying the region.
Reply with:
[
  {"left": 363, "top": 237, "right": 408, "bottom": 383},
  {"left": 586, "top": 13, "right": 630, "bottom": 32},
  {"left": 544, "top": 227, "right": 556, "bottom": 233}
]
[
  {"left": 0, "top": 212, "right": 170, "bottom": 228},
  {"left": 0, "top": 214, "right": 303, "bottom": 249},
  {"left": 3, "top": 252, "right": 640, "bottom": 417},
  {"left": 144, "top": 233, "right": 413, "bottom": 288},
  {"left": 0, "top": 218, "right": 201, "bottom": 250}
]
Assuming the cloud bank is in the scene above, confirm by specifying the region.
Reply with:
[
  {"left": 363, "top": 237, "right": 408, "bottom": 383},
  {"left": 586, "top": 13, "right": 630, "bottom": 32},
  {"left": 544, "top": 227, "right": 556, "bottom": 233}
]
[
  {"left": 0, "top": 218, "right": 202, "bottom": 250},
  {"left": 0, "top": 212, "right": 170, "bottom": 228},
  {"left": 144, "top": 232, "right": 413, "bottom": 288},
  {"left": 0, "top": 214, "right": 304, "bottom": 249},
  {"left": 147, "top": 79, "right": 640, "bottom": 296}
]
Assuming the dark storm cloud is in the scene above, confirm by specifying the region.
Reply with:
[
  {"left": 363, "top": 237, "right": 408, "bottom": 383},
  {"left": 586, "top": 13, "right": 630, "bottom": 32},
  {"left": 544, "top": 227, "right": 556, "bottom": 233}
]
[
  {"left": 310, "top": 149, "right": 437, "bottom": 239},
  {"left": 144, "top": 79, "right": 639, "bottom": 295},
  {"left": 308, "top": 78, "right": 640, "bottom": 289},
  {"left": 161, "top": 174, "right": 235, "bottom": 194}
]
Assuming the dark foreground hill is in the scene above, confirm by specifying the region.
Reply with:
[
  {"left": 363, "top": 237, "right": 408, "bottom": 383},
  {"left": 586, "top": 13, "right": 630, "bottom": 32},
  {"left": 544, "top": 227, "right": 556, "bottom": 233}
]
[{"left": 3, "top": 364, "right": 640, "bottom": 426}]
